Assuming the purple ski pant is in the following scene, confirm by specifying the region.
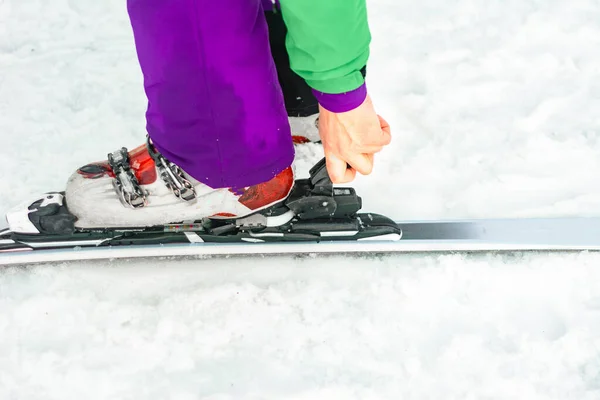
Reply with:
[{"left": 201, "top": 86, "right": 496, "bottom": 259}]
[{"left": 127, "top": 0, "right": 294, "bottom": 189}]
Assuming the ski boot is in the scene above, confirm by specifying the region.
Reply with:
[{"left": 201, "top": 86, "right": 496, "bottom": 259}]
[{"left": 6, "top": 137, "right": 294, "bottom": 233}]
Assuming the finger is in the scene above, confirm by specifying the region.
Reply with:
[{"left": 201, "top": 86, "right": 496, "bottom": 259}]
[
  {"left": 351, "top": 118, "right": 392, "bottom": 151},
  {"left": 325, "top": 151, "right": 356, "bottom": 183},
  {"left": 378, "top": 115, "right": 392, "bottom": 145},
  {"left": 379, "top": 115, "right": 391, "bottom": 132},
  {"left": 341, "top": 165, "right": 357, "bottom": 183},
  {"left": 350, "top": 142, "right": 386, "bottom": 154},
  {"left": 363, "top": 153, "right": 374, "bottom": 172},
  {"left": 346, "top": 152, "right": 374, "bottom": 176}
]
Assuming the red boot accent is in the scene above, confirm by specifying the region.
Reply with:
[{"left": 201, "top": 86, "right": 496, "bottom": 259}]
[
  {"left": 237, "top": 166, "right": 294, "bottom": 210},
  {"left": 212, "top": 212, "right": 237, "bottom": 218},
  {"left": 128, "top": 145, "right": 158, "bottom": 185},
  {"left": 77, "top": 145, "right": 157, "bottom": 185},
  {"left": 292, "top": 135, "right": 312, "bottom": 144}
]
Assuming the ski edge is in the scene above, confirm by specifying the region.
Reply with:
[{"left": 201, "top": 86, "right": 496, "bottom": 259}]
[{"left": 1, "top": 238, "right": 599, "bottom": 266}]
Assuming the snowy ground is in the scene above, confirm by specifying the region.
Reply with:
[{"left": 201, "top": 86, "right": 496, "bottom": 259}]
[{"left": 2, "top": 0, "right": 600, "bottom": 399}]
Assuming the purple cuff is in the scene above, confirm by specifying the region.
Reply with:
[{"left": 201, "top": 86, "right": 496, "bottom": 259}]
[{"left": 312, "top": 83, "right": 367, "bottom": 113}]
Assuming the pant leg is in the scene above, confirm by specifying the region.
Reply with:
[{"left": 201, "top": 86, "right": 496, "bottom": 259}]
[
  {"left": 127, "top": 0, "right": 294, "bottom": 189},
  {"left": 264, "top": 2, "right": 319, "bottom": 117}
]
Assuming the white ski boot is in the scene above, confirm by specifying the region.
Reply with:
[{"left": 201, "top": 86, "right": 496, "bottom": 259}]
[{"left": 64, "top": 138, "right": 294, "bottom": 228}]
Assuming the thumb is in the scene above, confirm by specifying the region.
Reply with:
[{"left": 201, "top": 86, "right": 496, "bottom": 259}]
[{"left": 325, "top": 151, "right": 356, "bottom": 184}]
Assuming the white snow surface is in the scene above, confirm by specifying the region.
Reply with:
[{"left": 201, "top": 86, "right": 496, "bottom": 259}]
[{"left": 2, "top": 0, "right": 600, "bottom": 398}]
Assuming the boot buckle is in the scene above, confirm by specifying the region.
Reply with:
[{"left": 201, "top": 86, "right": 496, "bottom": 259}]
[
  {"left": 146, "top": 137, "right": 197, "bottom": 202},
  {"left": 108, "top": 148, "right": 148, "bottom": 209}
]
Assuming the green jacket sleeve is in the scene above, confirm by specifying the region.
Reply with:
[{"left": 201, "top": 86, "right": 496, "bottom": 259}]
[{"left": 278, "top": 0, "right": 371, "bottom": 94}]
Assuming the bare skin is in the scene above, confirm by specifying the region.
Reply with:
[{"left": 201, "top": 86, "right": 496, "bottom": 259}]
[{"left": 318, "top": 95, "right": 392, "bottom": 183}]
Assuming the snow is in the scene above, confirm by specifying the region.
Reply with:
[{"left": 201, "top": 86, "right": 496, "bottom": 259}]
[{"left": 2, "top": 0, "right": 600, "bottom": 398}]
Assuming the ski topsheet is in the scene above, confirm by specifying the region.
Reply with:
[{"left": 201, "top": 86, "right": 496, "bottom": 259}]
[{"left": 3, "top": 157, "right": 600, "bottom": 266}]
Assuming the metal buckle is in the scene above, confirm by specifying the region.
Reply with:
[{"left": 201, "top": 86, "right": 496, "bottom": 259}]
[
  {"left": 146, "top": 137, "right": 197, "bottom": 202},
  {"left": 108, "top": 148, "right": 148, "bottom": 209}
]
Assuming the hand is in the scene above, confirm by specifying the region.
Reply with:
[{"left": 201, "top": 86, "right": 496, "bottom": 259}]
[{"left": 318, "top": 95, "right": 391, "bottom": 183}]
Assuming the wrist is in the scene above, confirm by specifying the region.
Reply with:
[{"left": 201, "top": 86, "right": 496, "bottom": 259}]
[{"left": 312, "top": 83, "right": 367, "bottom": 113}]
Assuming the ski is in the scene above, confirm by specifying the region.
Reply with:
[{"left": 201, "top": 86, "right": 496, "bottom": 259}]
[
  {"left": 3, "top": 216, "right": 600, "bottom": 265},
  {"left": 2, "top": 158, "right": 600, "bottom": 266}
]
